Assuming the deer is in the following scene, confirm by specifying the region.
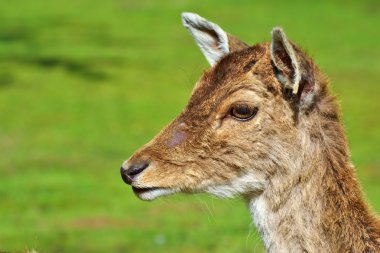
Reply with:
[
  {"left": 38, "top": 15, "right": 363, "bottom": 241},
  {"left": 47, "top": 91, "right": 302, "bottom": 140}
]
[{"left": 120, "top": 12, "right": 380, "bottom": 252}]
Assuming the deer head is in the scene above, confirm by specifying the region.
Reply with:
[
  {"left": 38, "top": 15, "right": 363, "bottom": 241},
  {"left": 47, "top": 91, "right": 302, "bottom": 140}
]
[{"left": 121, "top": 12, "right": 326, "bottom": 201}]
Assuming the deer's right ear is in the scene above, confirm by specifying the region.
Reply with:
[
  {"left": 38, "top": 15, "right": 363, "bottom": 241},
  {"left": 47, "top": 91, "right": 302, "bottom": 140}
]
[{"left": 181, "top": 12, "right": 248, "bottom": 66}]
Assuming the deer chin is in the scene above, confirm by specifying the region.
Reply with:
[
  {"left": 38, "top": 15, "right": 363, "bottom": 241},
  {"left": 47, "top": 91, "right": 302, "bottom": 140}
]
[
  {"left": 132, "top": 186, "right": 178, "bottom": 201},
  {"left": 204, "top": 173, "right": 266, "bottom": 198}
]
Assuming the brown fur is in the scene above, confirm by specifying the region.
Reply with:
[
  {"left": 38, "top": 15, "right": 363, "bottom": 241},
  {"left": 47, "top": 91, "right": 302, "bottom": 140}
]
[{"left": 122, "top": 20, "right": 380, "bottom": 252}]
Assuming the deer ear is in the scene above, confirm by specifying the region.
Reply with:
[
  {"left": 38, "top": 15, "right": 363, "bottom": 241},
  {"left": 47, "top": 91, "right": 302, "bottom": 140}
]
[
  {"left": 270, "top": 27, "right": 316, "bottom": 106},
  {"left": 182, "top": 12, "right": 248, "bottom": 66}
]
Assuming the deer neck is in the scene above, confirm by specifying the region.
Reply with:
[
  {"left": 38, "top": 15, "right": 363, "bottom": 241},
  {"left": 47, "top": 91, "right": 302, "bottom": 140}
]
[{"left": 246, "top": 107, "right": 380, "bottom": 252}]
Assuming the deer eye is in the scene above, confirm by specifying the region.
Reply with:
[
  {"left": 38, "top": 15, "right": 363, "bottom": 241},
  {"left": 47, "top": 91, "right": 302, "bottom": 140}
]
[{"left": 230, "top": 103, "right": 258, "bottom": 121}]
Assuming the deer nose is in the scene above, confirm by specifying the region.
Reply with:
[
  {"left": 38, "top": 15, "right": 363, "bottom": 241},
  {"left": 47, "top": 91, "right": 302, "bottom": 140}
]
[{"left": 120, "top": 162, "right": 150, "bottom": 185}]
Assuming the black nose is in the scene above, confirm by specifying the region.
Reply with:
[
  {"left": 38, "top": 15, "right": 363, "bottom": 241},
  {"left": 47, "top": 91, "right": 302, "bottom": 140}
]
[{"left": 120, "top": 162, "right": 150, "bottom": 185}]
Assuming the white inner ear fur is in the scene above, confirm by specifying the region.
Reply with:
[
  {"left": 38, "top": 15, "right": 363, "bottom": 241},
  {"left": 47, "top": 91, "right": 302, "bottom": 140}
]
[
  {"left": 270, "top": 27, "right": 301, "bottom": 95},
  {"left": 181, "top": 12, "right": 229, "bottom": 66}
]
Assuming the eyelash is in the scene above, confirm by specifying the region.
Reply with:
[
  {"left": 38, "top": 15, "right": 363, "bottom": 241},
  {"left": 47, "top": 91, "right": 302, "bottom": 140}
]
[{"left": 229, "top": 104, "right": 258, "bottom": 121}]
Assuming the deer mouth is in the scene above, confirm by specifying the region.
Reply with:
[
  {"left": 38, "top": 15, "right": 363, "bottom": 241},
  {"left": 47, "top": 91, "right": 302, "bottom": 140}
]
[
  {"left": 132, "top": 186, "right": 177, "bottom": 201},
  {"left": 132, "top": 186, "right": 159, "bottom": 194}
]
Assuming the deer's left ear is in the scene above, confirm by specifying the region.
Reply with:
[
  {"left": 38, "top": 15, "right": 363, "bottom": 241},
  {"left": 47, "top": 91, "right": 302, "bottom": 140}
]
[
  {"left": 270, "top": 27, "right": 316, "bottom": 107},
  {"left": 182, "top": 12, "right": 248, "bottom": 66}
]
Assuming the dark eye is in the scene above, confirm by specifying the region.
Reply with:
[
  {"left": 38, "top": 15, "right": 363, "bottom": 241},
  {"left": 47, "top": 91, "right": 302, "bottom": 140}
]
[{"left": 230, "top": 103, "right": 258, "bottom": 121}]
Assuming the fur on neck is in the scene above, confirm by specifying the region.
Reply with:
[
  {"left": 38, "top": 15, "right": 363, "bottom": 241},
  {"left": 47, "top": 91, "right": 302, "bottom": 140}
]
[{"left": 246, "top": 94, "right": 380, "bottom": 252}]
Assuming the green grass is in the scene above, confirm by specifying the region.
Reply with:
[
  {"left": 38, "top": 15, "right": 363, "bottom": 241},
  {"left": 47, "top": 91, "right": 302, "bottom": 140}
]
[{"left": 0, "top": 0, "right": 379, "bottom": 252}]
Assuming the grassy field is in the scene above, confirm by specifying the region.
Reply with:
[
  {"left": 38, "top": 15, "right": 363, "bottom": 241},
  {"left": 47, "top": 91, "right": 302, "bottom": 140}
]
[{"left": 0, "top": 0, "right": 379, "bottom": 252}]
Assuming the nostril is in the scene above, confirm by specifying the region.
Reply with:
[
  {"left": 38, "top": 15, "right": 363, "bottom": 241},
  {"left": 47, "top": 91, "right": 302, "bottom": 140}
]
[
  {"left": 120, "top": 166, "right": 132, "bottom": 184},
  {"left": 120, "top": 162, "right": 150, "bottom": 185},
  {"left": 126, "top": 162, "right": 150, "bottom": 176}
]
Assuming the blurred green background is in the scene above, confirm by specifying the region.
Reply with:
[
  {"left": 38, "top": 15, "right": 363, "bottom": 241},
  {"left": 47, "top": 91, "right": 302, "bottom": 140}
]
[{"left": 0, "top": 0, "right": 379, "bottom": 252}]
